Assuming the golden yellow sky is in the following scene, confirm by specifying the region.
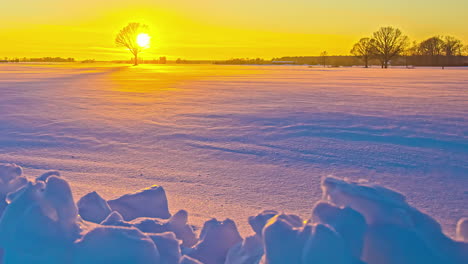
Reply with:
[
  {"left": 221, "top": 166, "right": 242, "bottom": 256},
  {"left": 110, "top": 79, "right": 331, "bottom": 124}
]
[{"left": 1, "top": 0, "right": 467, "bottom": 60}]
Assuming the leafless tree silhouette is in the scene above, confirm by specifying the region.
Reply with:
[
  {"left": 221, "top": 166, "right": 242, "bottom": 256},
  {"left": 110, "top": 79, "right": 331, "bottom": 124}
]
[
  {"left": 443, "top": 36, "right": 464, "bottom": 56},
  {"left": 115, "top": 23, "right": 149, "bottom": 65},
  {"left": 350, "top": 38, "right": 375, "bottom": 68},
  {"left": 418, "top": 36, "right": 444, "bottom": 56},
  {"left": 372, "top": 27, "right": 408, "bottom": 68}
]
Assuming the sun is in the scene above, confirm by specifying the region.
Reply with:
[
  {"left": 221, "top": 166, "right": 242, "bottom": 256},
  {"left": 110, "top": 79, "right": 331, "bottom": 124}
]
[{"left": 136, "top": 33, "right": 150, "bottom": 48}]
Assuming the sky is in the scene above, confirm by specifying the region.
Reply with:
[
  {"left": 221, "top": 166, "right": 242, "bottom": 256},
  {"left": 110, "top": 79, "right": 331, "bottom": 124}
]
[{"left": 1, "top": 0, "right": 467, "bottom": 60}]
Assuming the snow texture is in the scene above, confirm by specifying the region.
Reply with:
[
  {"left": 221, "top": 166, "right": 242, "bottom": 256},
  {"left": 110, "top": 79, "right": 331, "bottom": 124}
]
[
  {"left": 0, "top": 64, "right": 467, "bottom": 263},
  {"left": 1, "top": 64, "right": 466, "bottom": 236},
  {"left": 0, "top": 164, "right": 466, "bottom": 263}
]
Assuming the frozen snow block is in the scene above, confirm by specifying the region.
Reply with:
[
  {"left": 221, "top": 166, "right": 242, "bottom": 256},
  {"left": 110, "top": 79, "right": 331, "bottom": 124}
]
[
  {"left": 225, "top": 235, "right": 264, "bottom": 264},
  {"left": 107, "top": 185, "right": 171, "bottom": 221},
  {"left": 0, "top": 163, "right": 22, "bottom": 184},
  {"left": 100, "top": 211, "right": 131, "bottom": 226},
  {"left": 78, "top": 191, "right": 112, "bottom": 223},
  {"left": 131, "top": 210, "right": 198, "bottom": 247},
  {"left": 101, "top": 210, "right": 197, "bottom": 248},
  {"left": 148, "top": 232, "right": 181, "bottom": 264},
  {"left": 248, "top": 210, "right": 302, "bottom": 237},
  {"left": 248, "top": 210, "right": 278, "bottom": 236},
  {"left": 166, "top": 210, "right": 198, "bottom": 247},
  {"left": 0, "top": 163, "right": 27, "bottom": 216},
  {"left": 0, "top": 175, "right": 27, "bottom": 217},
  {"left": 262, "top": 215, "right": 306, "bottom": 264},
  {"left": 321, "top": 177, "right": 467, "bottom": 263},
  {"left": 457, "top": 217, "right": 468, "bottom": 242},
  {"left": 36, "top": 170, "right": 60, "bottom": 182},
  {"left": 0, "top": 176, "right": 80, "bottom": 264},
  {"left": 189, "top": 218, "right": 242, "bottom": 264},
  {"left": 312, "top": 202, "right": 366, "bottom": 258},
  {"left": 302, "top": 224, "right": 354, "bottom": 264},
  {"left": 74, "top": 226, "right": 160, "bottom": 264}
]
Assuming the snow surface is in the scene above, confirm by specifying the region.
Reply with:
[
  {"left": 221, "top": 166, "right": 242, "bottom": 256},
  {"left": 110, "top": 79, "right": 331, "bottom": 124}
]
[{"left": 0, "top": 63, "right": 467, "bottom": 239}]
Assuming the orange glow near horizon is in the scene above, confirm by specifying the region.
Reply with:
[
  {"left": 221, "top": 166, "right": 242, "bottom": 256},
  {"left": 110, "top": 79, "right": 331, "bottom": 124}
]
[{"left": 1, "top": 0, "right": 467, "bottom": 60}]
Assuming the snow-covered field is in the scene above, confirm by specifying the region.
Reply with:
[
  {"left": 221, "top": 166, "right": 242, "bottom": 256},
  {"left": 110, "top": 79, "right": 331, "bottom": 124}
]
[{"left": 0, "top": 63, "right": 467, "bottom": 239}]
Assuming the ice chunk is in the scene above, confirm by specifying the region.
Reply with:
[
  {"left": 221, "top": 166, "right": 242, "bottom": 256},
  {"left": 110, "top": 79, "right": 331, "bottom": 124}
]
[
  {"left": 322, "top": 177, "right": 467, "bottom": 264},
  {"left": 189, "top": 218, "right": 242, "bottom": 264},
  {"left": 166, "top": 210, "right": 198, "bottom": 247},
  {"left": 0, "top": 163, "right": 22, "bottom": 184},
  {"left": 0, "top": 176, "right": 80, "bottom": 263},
  {"left": 101, "top": 209, "right": 197, "bottom": 247},
  {"left": 36, "top": 170, "right": 60, "bottom": 182},
  {"left": 100, "top": 211, "right": 130, "bottom": 226},
  {"left": 225, "top": 235, "right": 264, "bottom": 264},
  {"left": 248, "top": 210, "right": 278, "bottom": 237},
  {"left": 74, "top": 226, "right": 160, "bottom": 264},
  {"left": 148, "top": 232, "right": 181, "bottom": 264},
  {"left": 262, "top": 215, "right": 306, "bottom": 264},
  {"left": 248, "top": 210, "right": 302, "bottom": 238},
  {"left": 107, "top": 185, "right": 171, "bottom": 221},
  {"left": 78, "top": 191, "right": 112, "bottom": 223},
  {"left": 0, "top": 163, "right": 27, "bottom": 216},
  {"left": 312, "top": 202, "right": 366, "bottom": 258},
  {"left": 302, "top": 223, "right": 354, "bottom": 264},
  {"left": 457, "top": 217, "right": 468, "bottom": 242}
]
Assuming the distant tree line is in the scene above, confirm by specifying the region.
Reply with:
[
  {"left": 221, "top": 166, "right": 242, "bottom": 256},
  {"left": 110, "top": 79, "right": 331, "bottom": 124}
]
[
  {"left": 351, "top": 27, "right": 467, "bottom": 68},
  {"left": 113, "top": 57, "right": 168, "bottom": 64},
  {"left": 0, "top": 57, "right": 75, "bottom": 63},
  {"left": 214, "top": 58, "right": 270, "bottom": 65}
]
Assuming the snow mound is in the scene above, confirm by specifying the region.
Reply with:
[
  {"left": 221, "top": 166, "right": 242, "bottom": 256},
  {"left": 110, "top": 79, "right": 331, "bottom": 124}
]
[
  {"left": 36, "top": 170, "right": 60, "bottom": 182},
  {"left": 0, "top": 176, "right": 80, "bottom": 263},
  {"left": 225, "top": 235, "right": 263, "bottom": 264},
  {"left": 0, "top": 163, "right": 26, "bottom": 217},
  {"left": 262, "top": 214, "right": 307, "bottom": 263},
  {"left": 312, "top": 202, "right": 366, "bottom": 259},
  {"left": 457, "top": 218, "right": 468, "bottom": 242},
  {"left": 148, "top": 232, "right": 181, "bottom": 264},
  {"left": 100, "top": 209, "right": 197, "bottom": 247},
  {"left": 188, "top": 218, "right": 243, "bottom": 264},
  {"left": 77, "top": 191, "right": 112, "bottom": 223},
  {"left": 0, "top": 164, "right": 466, "bottom": 264},
  {"left": 302, "top": 223, "right": 355, "bottom": 264},
  {"left": 74, "top": 226, "right": 160, "bottom": 264},
  {"left": 107, "top": 185, "right": 171, "bottom": 221},
  {"left": 322, "top": 177, "right": 468, "bottom": 264}
]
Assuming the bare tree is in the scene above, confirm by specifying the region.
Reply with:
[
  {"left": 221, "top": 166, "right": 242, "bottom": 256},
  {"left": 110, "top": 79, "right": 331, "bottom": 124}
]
[
  {"left": 115, "top": 23, "right": 149, "bottom": 65},
  {"left": 418, "top": 36, "right": 444, "bottom": 56},
  {"left": 372, "top": 27, "right": 409, "bottom": 68},
  {"left": 443, "top": 36, "right": 463, "bottom": 56},
  {"left": 350, "top": 38, "right": 375, "bottom": 68}
]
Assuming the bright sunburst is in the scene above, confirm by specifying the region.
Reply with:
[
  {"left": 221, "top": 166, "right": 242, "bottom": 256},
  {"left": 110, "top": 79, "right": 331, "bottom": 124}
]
[{"left": 136, "top": 33, "right": 150, "bottom": 48}]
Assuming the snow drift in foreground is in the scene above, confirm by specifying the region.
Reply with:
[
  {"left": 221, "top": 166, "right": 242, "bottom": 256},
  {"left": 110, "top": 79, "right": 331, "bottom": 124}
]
[{"left": 0, "top": 163, "right": 466, "bottom": 264}]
